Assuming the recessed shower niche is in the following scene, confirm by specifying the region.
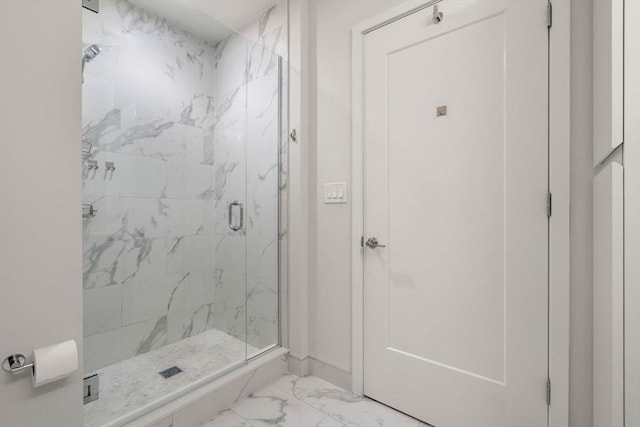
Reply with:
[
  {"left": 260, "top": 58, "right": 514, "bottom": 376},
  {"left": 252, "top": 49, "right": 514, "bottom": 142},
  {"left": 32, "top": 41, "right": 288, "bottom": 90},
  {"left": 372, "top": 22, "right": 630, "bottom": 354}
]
[{"left": 81, "top": 0, "right": 287, "bottom": 425}]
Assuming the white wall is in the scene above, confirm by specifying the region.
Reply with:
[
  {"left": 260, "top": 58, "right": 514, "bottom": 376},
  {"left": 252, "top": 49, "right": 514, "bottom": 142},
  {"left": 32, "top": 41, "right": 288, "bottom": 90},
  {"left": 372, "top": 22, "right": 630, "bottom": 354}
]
[
  {"left": 307, "top": 0, "right": 406, "bottom": 377},
  {"left": 0, "top": 1, "right": 83, "bottom": 426},
  {"left": 306, "top": 1, "right": 595, "bottom": 426}
]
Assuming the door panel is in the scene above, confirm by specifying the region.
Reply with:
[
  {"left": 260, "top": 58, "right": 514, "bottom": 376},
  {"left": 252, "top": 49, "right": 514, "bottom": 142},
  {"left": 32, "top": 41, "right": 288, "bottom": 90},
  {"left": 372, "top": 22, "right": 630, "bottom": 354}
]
[
  {"left": 363, "top": 1, "right": 549, "bottom": 426},
  {"left": 387, "top": 12, "right": 506, "bottom": 383}
]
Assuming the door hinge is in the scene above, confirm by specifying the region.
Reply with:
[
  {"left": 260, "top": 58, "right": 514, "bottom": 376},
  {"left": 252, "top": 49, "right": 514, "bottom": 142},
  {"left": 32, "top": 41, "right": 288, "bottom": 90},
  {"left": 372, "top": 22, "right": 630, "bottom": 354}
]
[
  {"left": 361, "top": 236, "right": 364, "bottom": 248},
  {"left": 546, "top": 192, "right": 552, "bottom": 217},
  {"left": 84, "top": 374, "right": 99, "bottom": 404},
  {"left": 547, "top": 2, "right": 553, "bottom": 28},
  {"left": 546, "top": 378, "right": 551, "bottom": 405}
]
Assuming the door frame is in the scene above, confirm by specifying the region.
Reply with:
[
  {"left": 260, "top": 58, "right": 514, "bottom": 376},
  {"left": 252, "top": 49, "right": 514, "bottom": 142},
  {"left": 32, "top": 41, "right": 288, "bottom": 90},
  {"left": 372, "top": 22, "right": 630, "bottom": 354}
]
[{"left": 350, "top": 1, "right": 571, "bottom": 426}]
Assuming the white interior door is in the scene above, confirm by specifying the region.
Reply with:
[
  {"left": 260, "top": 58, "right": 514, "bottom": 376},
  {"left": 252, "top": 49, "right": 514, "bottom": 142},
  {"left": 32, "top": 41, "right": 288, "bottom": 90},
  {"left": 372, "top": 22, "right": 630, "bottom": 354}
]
[{"left": 363, "top": 1, "right": 549, "bottom": 426}]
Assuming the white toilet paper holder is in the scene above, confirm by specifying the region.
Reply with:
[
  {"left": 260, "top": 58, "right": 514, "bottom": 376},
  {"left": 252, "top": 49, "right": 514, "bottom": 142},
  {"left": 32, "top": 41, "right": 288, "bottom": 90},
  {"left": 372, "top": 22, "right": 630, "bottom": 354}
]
[{"left": 2, "top": 354, "right": 34, "bottom": 375}]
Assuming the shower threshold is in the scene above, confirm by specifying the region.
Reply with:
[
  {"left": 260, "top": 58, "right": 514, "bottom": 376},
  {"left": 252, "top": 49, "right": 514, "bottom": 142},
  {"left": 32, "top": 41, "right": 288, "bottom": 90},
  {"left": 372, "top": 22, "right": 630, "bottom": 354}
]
[{"left": 83, "top": 329, "right": 261, "bottom": 427}]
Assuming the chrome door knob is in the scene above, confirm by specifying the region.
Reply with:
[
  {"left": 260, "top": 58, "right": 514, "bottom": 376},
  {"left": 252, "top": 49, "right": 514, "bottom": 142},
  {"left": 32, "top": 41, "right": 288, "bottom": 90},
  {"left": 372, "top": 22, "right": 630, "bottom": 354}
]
[{"left": 365, "top": 237, "right": 386, "bottom": 249}]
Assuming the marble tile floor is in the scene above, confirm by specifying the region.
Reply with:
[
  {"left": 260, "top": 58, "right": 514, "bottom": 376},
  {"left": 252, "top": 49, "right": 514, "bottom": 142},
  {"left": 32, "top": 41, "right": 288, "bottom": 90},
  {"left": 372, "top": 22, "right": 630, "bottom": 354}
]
[
  {"left": 201, "top": 374, "right": 431, "bottom": 427},
  {"left": 84, "top": 329, "right": 259, "bottom": 427}
]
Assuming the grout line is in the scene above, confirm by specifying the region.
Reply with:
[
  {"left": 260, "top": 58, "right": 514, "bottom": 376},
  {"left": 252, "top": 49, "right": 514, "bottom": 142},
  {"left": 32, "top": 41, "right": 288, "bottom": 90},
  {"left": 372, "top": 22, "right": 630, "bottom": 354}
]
[
  {"left": 229, "top": 408, "right": 258, "bottom": 427},
  {"left": 233, "top": 369, "right": 257, "bottom": 404},
  {"left": 219, "top": 374, "right": 421, "bottom": 427}
]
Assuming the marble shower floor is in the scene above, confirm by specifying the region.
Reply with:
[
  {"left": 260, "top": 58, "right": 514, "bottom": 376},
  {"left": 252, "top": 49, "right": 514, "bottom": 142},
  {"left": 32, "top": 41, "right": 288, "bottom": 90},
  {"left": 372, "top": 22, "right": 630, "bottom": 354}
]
[
  {"left": 201, "top": 374, "right": 431, "bottom": 427},
  {"left": 84, "top": 329, "right": 259, "bottom": 427}
]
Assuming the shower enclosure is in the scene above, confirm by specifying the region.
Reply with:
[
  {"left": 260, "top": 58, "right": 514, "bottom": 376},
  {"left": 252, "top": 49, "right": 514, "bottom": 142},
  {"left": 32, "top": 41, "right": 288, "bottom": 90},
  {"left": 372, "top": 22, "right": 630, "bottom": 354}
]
[{"left": 81, "top": 1, "right": 287, "bottom": 425}]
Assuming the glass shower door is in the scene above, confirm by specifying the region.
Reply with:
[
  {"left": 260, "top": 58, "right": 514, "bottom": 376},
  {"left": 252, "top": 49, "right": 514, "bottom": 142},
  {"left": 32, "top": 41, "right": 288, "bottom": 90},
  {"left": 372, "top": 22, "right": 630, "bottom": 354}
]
[
  {"left": 245, "top": 41, "right": 282, "bottom": 358},
  {"left": 81, "top": 0, "right": 285, "bottom": 424},
  {"left": 212, "top": 34, "right": 282, "bottom": 360},
  {"left": 210, "top": 33, "right": 249, "bottom": 358}
]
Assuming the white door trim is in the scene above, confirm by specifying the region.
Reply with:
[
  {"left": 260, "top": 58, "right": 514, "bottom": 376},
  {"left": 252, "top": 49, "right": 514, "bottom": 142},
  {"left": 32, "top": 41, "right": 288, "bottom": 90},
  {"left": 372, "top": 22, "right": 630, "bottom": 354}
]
[{"left": 350, "top": 1, "right": 571, "bottom": 426}]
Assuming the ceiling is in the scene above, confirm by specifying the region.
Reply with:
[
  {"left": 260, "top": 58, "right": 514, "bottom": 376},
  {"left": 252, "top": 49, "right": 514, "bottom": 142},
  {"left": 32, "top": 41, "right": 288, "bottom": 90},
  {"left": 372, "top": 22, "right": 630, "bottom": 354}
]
[{"left": 129, "top": 0, "right": 278, "bottom": 43}]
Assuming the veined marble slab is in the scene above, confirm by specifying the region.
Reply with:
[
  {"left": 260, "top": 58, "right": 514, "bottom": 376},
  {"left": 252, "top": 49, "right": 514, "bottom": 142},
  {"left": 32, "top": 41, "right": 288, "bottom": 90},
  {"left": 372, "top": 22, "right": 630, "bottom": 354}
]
[
  {"left": 84, "top": 328, "right": 258, "bottom": 427},
  {"left": 201, "top": 374, "right": 431, "bottom": 427},
  {"left": 83, "top": 0, "right": 283, "bottom": 374}
]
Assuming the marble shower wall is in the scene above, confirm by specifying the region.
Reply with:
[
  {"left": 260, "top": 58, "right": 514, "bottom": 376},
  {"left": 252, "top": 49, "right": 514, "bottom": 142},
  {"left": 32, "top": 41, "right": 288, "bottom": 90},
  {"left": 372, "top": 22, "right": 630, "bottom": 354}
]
[
  {"left": 82, "top": 0, "right": 219, "bottom": 373},
  {"left": 82, "top": 0, "right": 286, "bottom": 373}
]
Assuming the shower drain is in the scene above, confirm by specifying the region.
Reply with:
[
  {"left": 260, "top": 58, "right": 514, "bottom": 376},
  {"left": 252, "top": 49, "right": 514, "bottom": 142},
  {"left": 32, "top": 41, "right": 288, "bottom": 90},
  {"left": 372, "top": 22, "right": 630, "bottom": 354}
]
[{"left": 158, "top": 366, "right": 183, "bottom": 379}]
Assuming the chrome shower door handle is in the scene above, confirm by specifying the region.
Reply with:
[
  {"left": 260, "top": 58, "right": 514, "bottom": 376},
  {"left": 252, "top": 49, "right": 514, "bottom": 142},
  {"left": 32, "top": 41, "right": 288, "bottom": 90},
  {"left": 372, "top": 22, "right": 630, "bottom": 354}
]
[
  {"left": 228, "top": 201, "right": 244, "bottom": 231},
  {"left": 365, "top": 237, "right": 386, "bottom": 249}
]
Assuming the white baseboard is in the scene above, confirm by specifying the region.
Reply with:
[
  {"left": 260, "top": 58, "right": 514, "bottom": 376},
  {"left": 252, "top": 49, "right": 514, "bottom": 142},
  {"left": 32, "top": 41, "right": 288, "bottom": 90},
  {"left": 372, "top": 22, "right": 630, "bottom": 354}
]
[
  {"left": 286, "top": 354, "right": 310, "bottom": 377},
  {"left": 308, "top": 357, "right": 352, "bottom": 392},
  {"left": 286, "top": 355, "right": 353, "bottom": 392}
]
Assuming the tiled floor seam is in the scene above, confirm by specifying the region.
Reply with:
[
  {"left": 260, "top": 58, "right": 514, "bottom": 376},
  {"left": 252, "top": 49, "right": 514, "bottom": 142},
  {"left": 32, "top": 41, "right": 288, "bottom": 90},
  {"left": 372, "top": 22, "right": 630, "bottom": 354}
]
[
  {"left": 269, "top": 383, "right": 329, "bottom": 413},
  {"left": 259, "top": 382, "right": 351, "bottom": 426},
  {"left": 226, "top": 408, "right": 342, "bottom": 427},
  {"left": 231, "top": 383, "right": 342, "bottom": 427},
  {"left": 205, "top": 374, "right": 428, "bottom": 427},
  {"left": 228, "top": 408, "right": 257, "bottom": 427}
]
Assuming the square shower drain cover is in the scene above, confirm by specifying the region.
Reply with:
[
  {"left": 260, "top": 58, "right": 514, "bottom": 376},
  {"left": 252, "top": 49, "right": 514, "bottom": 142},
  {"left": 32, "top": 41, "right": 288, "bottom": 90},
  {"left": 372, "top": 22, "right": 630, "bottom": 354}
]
[{"left": 158, "top": 366, "right": 183, "bottom": 379}]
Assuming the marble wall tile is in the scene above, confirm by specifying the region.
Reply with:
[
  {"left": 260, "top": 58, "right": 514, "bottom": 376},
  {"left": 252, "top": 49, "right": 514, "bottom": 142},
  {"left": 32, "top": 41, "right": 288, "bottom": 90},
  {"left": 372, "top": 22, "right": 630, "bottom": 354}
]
[
  {"left": 242, "top": 1, "right": 289, "bottom": 68},
  {"left": 247, "top": 78, "right": 280, "bottom": 161},
  {"left": 163, "top": 198, "right": 216, "bottom": 236},
  {"left": 246, "top": 236, "right": 278, "bottom": 283},
  {"left": 247, "top": 155, "right": 279, "bottom": 241},
  {"left": 83, "top": 0, "right": 284, "bottom": 373},
  {"left": 247, "top": 277, "right": 278, "bottom": 352},
  {"left": 247, "top": 278, "right": 278, "bottom": 321},
  {"left": 204, "top": 128, "right": 215, "bottom": 165},
  {"left": 83, "top": 151, "right": 168, "bottom": 198},
  {"left": 248, "top": 39, "right": 281, "bottom": 84},
  {"left": 84, "top": 317, "right": 168, "bottom": 373},
  {"left": 244, "top": 17, "right": 281, "bottom": 354},
  {"left": 82, "top": 76, "right": 117, "bottom": 130},
  {"left": 167, "top": 307, "right": 217, "bottom": 344},
  {"left": 247, "top": 318, "right": 278, "bottom": 355},
  {"left": 83, "top": 0, "right": 217, "bottom": 116},
  {"left": 211, "top": 269, "right": 247, "bottom": 341},
  {"left": 214, "top": 35, "right": 249, "bottom": 101},
  {"left": 121, "top": 271, "right": 214, "bottom": 326},
  {"left": 84, "top": 284, "right": 122, "bottom": 336},
  {"left": 166, "top": 161, "right": 215, "bottom": 200},
  {"left": 83, "top": 235, "right": 168, "bottom": 289},
  {"left": 83, "top": 195, "right": 175, "bottom": 239},
  {"left": 214, "top": 234, "right": 246, "bottom": 273},
  {"left": 118, "top": 122, "right": 194, "bottom": 161},
  {"left": 83, "top": 0, "right": 220, "bottom": 371},
  {"left": 213, "top": 131, "right": 247, "bottom": 221},
  {"left": 211, "top": 20, "right": 281, "bottom": 354},
  {"left": 166, "top": 234, "right": 215, "bottom": 275}
]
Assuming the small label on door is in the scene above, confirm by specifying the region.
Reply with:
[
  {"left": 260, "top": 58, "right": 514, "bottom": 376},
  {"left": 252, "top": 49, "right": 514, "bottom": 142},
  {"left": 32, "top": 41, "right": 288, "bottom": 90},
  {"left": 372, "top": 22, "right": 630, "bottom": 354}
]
[{"left": 437, "top": 105, "right": 447, "bottom": 117}]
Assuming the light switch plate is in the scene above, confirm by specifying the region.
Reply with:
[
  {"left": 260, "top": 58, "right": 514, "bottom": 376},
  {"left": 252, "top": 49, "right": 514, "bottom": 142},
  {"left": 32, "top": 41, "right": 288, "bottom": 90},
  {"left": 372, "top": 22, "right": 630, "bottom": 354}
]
[{"left": 324, "top": 182, "right": 348, "bottom": 204}]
